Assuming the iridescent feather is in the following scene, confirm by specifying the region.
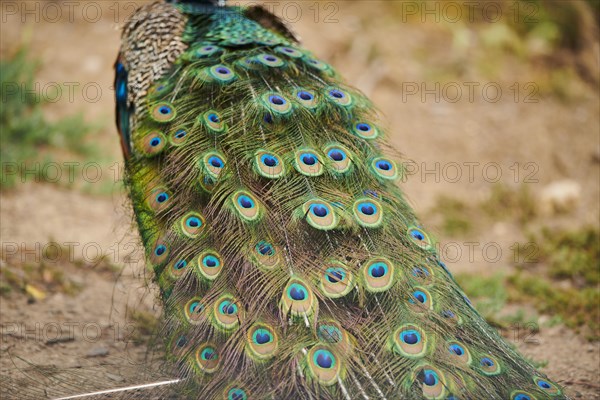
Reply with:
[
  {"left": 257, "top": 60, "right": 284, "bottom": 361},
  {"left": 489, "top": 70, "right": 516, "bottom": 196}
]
[{"left": 113, "top": 1, "right": 568, "bottom": 399}]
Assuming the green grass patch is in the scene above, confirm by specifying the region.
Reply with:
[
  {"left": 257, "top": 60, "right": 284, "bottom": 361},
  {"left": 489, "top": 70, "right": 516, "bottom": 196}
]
[
  {"left": 433, "top": 196, "right": 473, "bottom": 236},
  {"left": 0, "top": 46, "right": 99, "bottom": 188}
]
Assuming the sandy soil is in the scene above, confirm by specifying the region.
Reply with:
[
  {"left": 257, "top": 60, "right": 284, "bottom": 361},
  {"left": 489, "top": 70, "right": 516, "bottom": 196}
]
[{"left": 1, "top": 1, "right": 599, "bottom": 399}]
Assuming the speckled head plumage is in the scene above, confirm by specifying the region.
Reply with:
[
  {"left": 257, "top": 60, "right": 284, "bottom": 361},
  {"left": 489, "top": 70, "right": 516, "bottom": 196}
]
[{"left": 113, "top": 2, "right": 568, "bottom": 399}]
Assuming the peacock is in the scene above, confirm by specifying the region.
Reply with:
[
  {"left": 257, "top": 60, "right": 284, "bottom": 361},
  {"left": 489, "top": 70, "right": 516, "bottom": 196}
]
[{"left": 113, "top": 1, "right": 567, "bottom": 399}]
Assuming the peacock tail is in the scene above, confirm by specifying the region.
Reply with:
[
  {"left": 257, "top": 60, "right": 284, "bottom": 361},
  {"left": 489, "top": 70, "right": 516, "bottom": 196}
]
[{"left": 114, "top": 1, "right": 567, "bottom": 399}]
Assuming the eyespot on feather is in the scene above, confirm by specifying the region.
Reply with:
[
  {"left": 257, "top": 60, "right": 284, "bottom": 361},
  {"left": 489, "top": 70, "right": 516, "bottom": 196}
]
[
  {"left": 252, "top": 240, "right": 281, "bottom": 270},
  {"left": 294, "top": 88, "right": 319, "bottom": 109},
  {"left": 319, "top": 261, "right": 355, "bottom": 298},
  {"left": 137, "top": 131, "right": 166, "bottom": 157},
  {"left": 255, "top": 150, "right": 285, "bottom": 179},
  {"left": 213, "top": 295, "right": 242, "bottom": 330},
  {"left": 179, "top": 211, "right": 205, "bottom": 239},
  {"left": 361, "top": 257, "right": 395, "bottom": 292},
  {"left": 276, "top": 46, "right": 304, "bottom": 58},
  {"left": 302, "top": 199, "right": 338, "bottom": 230},
  {"left": 294, "top": 149, "right": 324, "bottom": 176},
  {"left": 149, "top": 102, "right": 177, "bottom": 123},
  {"left": 195, "top": 343, "right": 220, "bottom": 373},
  {"left": 392, "top": 324, "right": 428, "bottom": 358},
  {"left": 324, "top": 144, "right": 352, "bottom": 174},
  {"left": 208, "top": 64, "right": 237, "bottom": 83},
  {"left": 352, "top": 122, "right": 380, "bottom": 140},
  {"left": 414, "top": 365, "right": 447, "bottom": 399},
  {"left": 407, "top": 226, "right": 433, "bottom": 250},
  {"left": 147, "top": 187, "right": 172, "bottom": 212},
  {"left": 246, "top": 323, "right": 278, "bottom": 360},
  {"left": 261, "top": 92, "right": 292, "bottom": 115},
  {"left": 478, "top": 355, "right": 502, "bottom": 376},
  {"left": 200, "top": 151, "right": 226, "bottom": 180},
  {"left": 201, "top": 111, "right": 226, "bottom": 134},
  {"left": 325, "top": 87, "right": 352, "bottom": 107},
  {"left": 196, "top": 250, "right": 223, "bottom": 281},
  {"left": 533, "top": 377, "right": 561, "bottom": 396},
  {"left": 305, "top": 346, "right": 342, "bottom": 386},
  {"left": 232, "top": 190, "right": 262, "bottom": 222},
  {"left": 281, "top": 278, "right": 316, "bottom": 318},
  {"left": 447, "top": 341, "right": 472, "bottom": 365},
  {"left": 408, "top": 287, "right": 433, "bottom": 312},
  {"left": 371, "top": 157, "right": 399, "bottom": 180},
  {"left": 353, "top": 198, "right": 383, "bottom": 228},
  {"left": 184, "top": 297, "right": 206, "bottom": 324}
]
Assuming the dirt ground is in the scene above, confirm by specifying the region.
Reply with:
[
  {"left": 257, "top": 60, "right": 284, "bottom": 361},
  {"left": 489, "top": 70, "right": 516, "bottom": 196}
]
[{"left": 1, "top": 1, "right": 599, "bottom": 399}]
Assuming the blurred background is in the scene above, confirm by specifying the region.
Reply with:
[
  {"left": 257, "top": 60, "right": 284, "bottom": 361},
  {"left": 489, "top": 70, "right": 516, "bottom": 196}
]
[{"left": 1, "top": 0, "right": 598, "bottom": 398}]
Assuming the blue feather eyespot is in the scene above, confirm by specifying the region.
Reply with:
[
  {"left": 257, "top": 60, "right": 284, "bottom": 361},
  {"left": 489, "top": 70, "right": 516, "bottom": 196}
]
[
  {"left": 352, "top": 122, "right": 380, "bottom": 140},
  {"left": 232, "top": 191, "right": 262, "bottom": 222},
  {"left": 320, "top": 262, "right": 354, "bottom": 298},
  {"left": 317, "top": 323, "right": 343, "bottom": 344},
  {"left": 282, "top": 279, "right": 315, "bottom": 317},
  {"left": 192, "top": 44, "right": 222, "bottom": 58},
  {"left": 326, "top": 268, "right": 346, "bottom": 283},
  {"left": 313, "top": 349, "right": 335, "bottom": 369},
  {"left": 288, "top": 283, "right": 307, "bottom": 301},
  {"left": 253, "top": 240, "right": 281, "bottom": 270},
  {"left": 353, "top": 198, "right": 383, "bottom": 228},
  {"left": 302, "top": 57, "right": 330, "bottom": 72},
  {"left": 179, "top": 212, "right": 205, "bottom": 239},
  {"left": 362, "top": 257, "right": 395, "bottom": 292},
  {"left": 150, "top": 102, "right": 177, "bottom": 123},
  {"left": 511, "top": 391, "right": 537, "bottom": 400},
  {"left": 154, "top": 245, "right": 166, "bottom": 257},
  {"left": 150, "top": 239, "right": 169, "bottom": 266},
  {"left": 295, "top": 149, "right": 324, "bottom": 176},
  {"left": 185, "top": 298, "right": 205, "bottom": 323},
  {"left": 246, "top": 323, "right": 278, "bottom": 360},
  {"left": 263, "top": 113, "right": 273, "bottom": 124},
  {"left": 415, "top": 366, "right": 447, "bottom": 399},
  {"left": 408, "top": 287, "right": 432, "bottom": 311},
  {"left": 407, "top": 226, "right": 433, "bottom": 250},
  {"left": 213, "top": 295, "right": 242, "bottom": 330},
  {"left": 201, "top": 110, "right": 226, "bottom": 133},
  {"left": 371, "top": 157, "right": 399, "bottom": 180},
  {"left": 219, "top": 300, "right": 238, "bottom": 315},
  {"left": 369, "top": 262, "right": 388, "bottom": 278},
  {"left": 175, "top": 335, "right": 187, "bottom": 348},
  {"left": 257, "top": 53, "right": 284, "bottom": 67},
  {"left": 478, "top": 355, "right": 501, "bottom": 376},
  {"left": 533, "top": 377, "right": 561, "bottom": 395},
  {"left": 255, "top": 150, "right": 285, "bottom": 179},
  {"left": 197, "top": 250, "right": 223, "bottom": 281},
  {"left": 201, "top": 152, "right": 226, "bottom": 179},
  {"left": 195, "top": 343, "right": 220, "bottom": 373},
  {"left": 393, "top": 324, "right": 427, "bottom": 358},
  {"left": 324, "top": 144, "right": 352, "bottom": 174},
  {"left": 208, "top": 64, "right": 237, "bottom": 83},
  {"left": 262, "top": 92, "right": 292, "bottom": 115},
  {"left": 174, "top": 260, "right": 187, "bottom": 270},
  {"left": 411, "top": 265, "right": 434, "bottom": 285},
  {"left": 227, "top": 388, "right": 248, "bottom": 400},
  {"left": 302, "top": 199, "right": 337, "bottom": 230},
  {"left": 147, "top": 187, "right": 171, "bottom": 212},
  {"left": 422, "top": 370, "right": 439, "bottom": 386},
  {"left": 448, "top": 341, "right": 472, "bottom": 365},
  {"left": 276, "top": 46, "right": 304, "bottom": 58},
  {"left": 294, "top": 88, "right": 318, "bottom": 109},
  {"left": 168, "top": 258, "right": 188, "bottom": 279},
  {"left": 139, "top": 131, "right": 166, "bottom": 156},
  {"left": 170, "top": 128, "right": 188, "bottom": 146},
  {"left": 306, "top": 346, "right": 341, "bottom": 386},
  {"left": 326, "top": 87, "right": 352, "bottom": 106}
]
